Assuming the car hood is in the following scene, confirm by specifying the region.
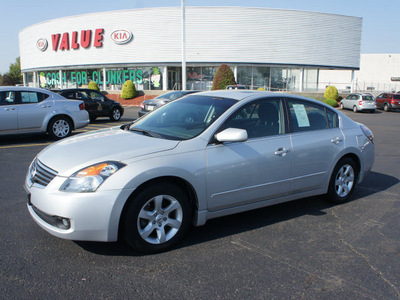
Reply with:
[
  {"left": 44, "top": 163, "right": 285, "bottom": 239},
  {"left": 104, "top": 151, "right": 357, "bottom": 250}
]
[{"left": 37, "top": 127, "right": 179, "bottom": 175}]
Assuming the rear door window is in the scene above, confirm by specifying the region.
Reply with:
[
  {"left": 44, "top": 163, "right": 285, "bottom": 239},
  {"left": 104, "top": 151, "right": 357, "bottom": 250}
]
[
  {"left": 19, "top": 92, "right": 49, "bottom": 103},
  {"left": 287, "top": 98, "right": 337, "bottom": 132}
]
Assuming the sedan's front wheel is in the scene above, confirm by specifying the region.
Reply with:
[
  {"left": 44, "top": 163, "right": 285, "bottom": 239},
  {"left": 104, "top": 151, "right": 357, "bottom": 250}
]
[
  {"left": 327, "top": 157, "right": 357, "bottom": 204},
  {"left": 123, "top": 183, "right": 192, "bottom": 253}
]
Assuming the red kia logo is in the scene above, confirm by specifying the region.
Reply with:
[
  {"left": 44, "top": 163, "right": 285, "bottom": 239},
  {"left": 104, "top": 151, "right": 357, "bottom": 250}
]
[
  {"left": 36, "top": 38, "right": 48, "bottom": 52},
  {"left": 110, "top": 30, "right": 133, "bottom": 45}
]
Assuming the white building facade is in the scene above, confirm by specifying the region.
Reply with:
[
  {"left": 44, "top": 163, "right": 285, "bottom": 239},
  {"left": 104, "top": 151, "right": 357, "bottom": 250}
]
[
  {"left": 19, "top": 7, "right": 363, "bottom": 92},
  {"left": 319, "top": 54, "right": 400, "bottom": 94}
]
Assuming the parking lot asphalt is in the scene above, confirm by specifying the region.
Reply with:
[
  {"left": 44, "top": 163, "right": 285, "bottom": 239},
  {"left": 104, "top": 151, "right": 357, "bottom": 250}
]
[{"left": 0, "top": 107, "right": 399, "bottom": 299}]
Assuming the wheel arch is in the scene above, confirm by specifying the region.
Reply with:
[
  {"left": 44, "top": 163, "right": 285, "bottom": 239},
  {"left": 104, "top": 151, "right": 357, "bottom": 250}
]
[
  {"left": 118, "top": 175, "right": 199, "bottom": 239},
  {"left": 334, "top": 152, "right": 361, "bottom": 182},
  {"left": 46, "top": 114, "right": 75, "bottom": 131}
]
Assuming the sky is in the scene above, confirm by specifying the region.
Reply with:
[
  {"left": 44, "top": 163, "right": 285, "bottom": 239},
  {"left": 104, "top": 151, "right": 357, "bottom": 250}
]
[{"left": 0, "top": 0, "right": 399, "bottom": 74}]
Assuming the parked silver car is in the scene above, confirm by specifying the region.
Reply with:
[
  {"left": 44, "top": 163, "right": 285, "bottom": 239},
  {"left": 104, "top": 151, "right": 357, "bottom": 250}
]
[
  {"left": 25, "top": 91, "right": 375, "bottom": 253},
  {"left": 0, "top": 86, "right": 89, "bottom": 139},
  {"left": 340, "top": 93, "right": 376, "bottom": 113}
]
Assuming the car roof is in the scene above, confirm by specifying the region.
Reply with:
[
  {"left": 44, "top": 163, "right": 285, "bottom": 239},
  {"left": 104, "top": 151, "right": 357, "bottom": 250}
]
[
  {"left": 0, "top": 86, "right": 53, "bottom": 94},
  {"left": 58, "top": 88, "right": 97, "bottom": 92},
  {"left": 350, "top": 93, "right": 373, "bottom": 96},
  {"left": 196, "top": 90, "right": 274, "bottom": 101}
]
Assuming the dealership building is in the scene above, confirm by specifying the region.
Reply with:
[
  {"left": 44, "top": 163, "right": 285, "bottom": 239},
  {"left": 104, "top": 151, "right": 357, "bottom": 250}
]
[{"left": 19, "top": 6, "right": 363, "bottom": 93}]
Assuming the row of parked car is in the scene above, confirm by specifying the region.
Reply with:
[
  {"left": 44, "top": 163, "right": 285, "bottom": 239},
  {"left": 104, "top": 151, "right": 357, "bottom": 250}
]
[
  {"left": 340, "top": 92, "right": 400, "bottom": 113},
  {"left": 0, "top": 86, "right": 124, "bottom": 139}
]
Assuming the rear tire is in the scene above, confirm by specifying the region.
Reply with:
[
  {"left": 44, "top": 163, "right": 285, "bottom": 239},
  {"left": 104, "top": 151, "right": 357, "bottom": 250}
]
[
  {"left": 340, "top": 102, "right": 344, "bottom": 110},
  {"left": 48, "top": 117, "right": 72, "bottom": 140},
  {"left": 353, "top": 106, "right": 358, "bottom": 113},
  {"left": 123, "top": 183, "right": 192, "bottom": 253},
  {"left": 327, "top": 157, "right": 357, "bottom": 204}
]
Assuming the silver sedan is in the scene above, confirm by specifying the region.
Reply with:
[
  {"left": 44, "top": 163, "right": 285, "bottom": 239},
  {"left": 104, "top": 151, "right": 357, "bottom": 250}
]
[
  {"left": 25, "top": 91, "right": 375, "bottom": 253},
  {"left": 0, "top": 86, "right": 89, "bottom": 139}
]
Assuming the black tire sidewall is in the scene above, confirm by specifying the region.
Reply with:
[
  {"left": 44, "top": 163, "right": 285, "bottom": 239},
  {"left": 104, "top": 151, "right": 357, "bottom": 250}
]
[
  {"left": 327, "top": 157, "right": 357, "bottom": 204},
  {"left": 123, "top": 183, "right": 192, "bottom": 253}
]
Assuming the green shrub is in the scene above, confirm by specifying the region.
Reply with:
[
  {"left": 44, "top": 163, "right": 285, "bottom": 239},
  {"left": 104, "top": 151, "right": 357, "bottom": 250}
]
[
  {"left": 88, "top": 81, "right": 100, "bottom": 91},
  {"left": 323, "top": 98, "right": 339, "bottom": 107},
  {"left": 324, "top": 85, "right": 338, "bottom": 100},
  {"left": 212, "top": 64, "right": 236, "bottom": 90},
  {"left": 121, "top": 80, "right": 137, "bottom": 99}
]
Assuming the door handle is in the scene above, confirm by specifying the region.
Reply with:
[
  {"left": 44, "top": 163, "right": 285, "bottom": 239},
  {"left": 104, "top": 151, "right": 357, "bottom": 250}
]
[
  {"left": 331, "top": 137, "right": 343, "bottom": 144},
  {"left": 274, "top": 147, "right": 290, "bottom": 156},
  {"left": 4, "top": 107, "right": 16, "bottom": 111},
  {"left": 41, "top": 105, "right": 51, "bottom": 108}
]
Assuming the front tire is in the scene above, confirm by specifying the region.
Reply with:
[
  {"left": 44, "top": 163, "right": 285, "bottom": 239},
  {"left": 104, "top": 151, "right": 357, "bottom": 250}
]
[
  {"left": 123, "top": 183, "right": 192, "bottom": 253},
  {"left": 110, "top": 107, "right": 122, "bottom": 121},
  {"left": 48, "top": 117, "right": 72, "bottom": 139},
  {"left": 327, "top": 157, "right": 357, "bottom": 204}
]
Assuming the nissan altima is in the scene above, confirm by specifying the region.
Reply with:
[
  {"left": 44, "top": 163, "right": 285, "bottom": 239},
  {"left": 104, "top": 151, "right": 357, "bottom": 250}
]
[{"left": 25, "top": 91, "right": 375, "bottom": 253}]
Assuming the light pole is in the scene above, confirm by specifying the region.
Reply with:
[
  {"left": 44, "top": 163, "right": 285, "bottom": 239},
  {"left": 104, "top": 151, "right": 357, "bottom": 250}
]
[{"left": 181, "top": 0, "right": 186, "bottom": 91}]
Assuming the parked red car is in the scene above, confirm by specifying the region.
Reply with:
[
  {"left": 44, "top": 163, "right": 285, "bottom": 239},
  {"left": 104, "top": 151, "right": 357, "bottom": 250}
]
[{"left": 375, "top": 93, "right": 400, "bottom": 111}]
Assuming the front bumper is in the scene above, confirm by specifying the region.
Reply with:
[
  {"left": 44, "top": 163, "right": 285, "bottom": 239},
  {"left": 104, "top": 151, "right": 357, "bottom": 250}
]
[{"left": 25, "top": 176, "right": 134, "bottom": 242}]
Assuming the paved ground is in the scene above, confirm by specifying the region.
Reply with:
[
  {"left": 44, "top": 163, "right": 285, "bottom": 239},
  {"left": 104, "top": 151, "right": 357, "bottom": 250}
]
[{"left": 0, "top": 107, "right": 399, "bottom": 299}]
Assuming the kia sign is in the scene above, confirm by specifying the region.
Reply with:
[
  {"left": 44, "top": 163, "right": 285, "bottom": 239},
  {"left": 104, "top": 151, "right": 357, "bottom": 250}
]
[
  {"left": 111, "top": 30, "right": 133, "bottom": 44},
  {"left": 36, "top": 38, "right": 48, "bottom": 52}
]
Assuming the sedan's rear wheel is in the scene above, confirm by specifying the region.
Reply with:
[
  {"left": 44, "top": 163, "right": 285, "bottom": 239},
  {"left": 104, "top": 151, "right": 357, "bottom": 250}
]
[
  {"left": 353, "top": 106, "right": 358, "bottom": 113},
  {"left": 123, "top": 183, "right": 192, "bottom": 253},
  {"left": 340, "top": 102, "right": 344, "bottom": 110},
  {"left": 327, "top": 157, "right": 357, "bottom": 203},
  {"left": 48, "top": 117, "right": 72, "bottom": 139},
  {"left": 110, "top": 107, "right": 121, "bottom": 121}
]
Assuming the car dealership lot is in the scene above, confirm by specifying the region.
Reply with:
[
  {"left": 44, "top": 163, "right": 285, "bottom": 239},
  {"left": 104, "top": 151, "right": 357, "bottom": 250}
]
[{"left": 0, "top": 107, "right": 399, "bottom": 299}]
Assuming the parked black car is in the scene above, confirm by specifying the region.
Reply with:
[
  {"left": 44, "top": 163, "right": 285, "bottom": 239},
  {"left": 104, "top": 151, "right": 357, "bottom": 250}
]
[{"left": 57, "top": 89, "right": 124, "bottom": 122}]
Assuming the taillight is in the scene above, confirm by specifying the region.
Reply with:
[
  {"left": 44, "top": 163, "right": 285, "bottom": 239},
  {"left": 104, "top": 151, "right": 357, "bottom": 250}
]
[
  {"left": 360, "top": 124, "right": 374, "bottom": 144},
  {"left": 391, "top": 99, "right": 395, "bottom": 104},
  {"left": 359, "top": 101, "right": 363, "bottom": 106},
  {"left": 79, "top": 103, "right": 85, "bottom": 110},
  {"left": 140, "top": 102, "right": 145, "bottom": 109}
]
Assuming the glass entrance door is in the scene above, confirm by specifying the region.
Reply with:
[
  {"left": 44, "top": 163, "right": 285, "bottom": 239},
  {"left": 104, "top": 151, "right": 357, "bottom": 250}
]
[{"left": 168, "top": 68, "right": 181, "bottom": 90}]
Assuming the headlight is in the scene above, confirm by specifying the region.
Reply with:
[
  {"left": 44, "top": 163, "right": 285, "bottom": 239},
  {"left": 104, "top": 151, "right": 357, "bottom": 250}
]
[{"left": 60, "top": 161, "right": 126, "bottom": 193}]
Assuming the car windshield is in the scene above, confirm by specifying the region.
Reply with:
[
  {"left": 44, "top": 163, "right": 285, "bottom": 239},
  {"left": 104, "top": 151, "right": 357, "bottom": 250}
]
[
  {"left": 130, "top": 95, "right": 237, "bottom": 140},
  {"left": 155, "top": 91, "right": 189, "bottom": 100}
]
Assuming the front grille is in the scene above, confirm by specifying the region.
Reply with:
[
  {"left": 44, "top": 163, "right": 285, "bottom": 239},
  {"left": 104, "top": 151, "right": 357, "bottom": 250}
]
[{"left": 30, "top": 159, "right": 58, "bottom": 187}]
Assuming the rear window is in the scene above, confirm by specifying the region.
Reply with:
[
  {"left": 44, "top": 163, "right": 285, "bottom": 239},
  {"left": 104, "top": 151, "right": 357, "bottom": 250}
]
[
  {"left": 394, "top": 95, "right": 400, "bottom": 100},
  {"left": 362, "top": 95, "right": 374, "bottom": 101}
]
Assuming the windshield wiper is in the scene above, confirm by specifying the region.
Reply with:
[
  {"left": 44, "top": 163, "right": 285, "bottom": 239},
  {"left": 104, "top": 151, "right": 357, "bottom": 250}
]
[{"left": 129, "top": 128, "right": 161, "bottom": 138}]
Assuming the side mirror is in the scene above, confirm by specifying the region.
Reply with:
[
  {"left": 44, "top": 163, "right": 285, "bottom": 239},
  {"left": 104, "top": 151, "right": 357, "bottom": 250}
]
[{"left": 215, "top": 128, "right": 248, "bottom": 143}]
